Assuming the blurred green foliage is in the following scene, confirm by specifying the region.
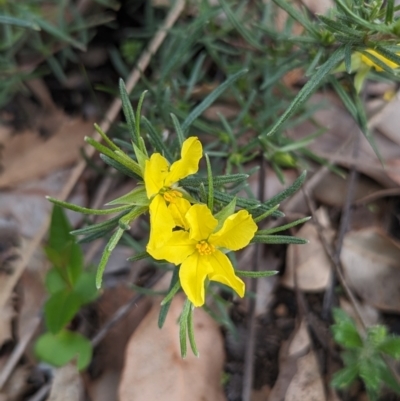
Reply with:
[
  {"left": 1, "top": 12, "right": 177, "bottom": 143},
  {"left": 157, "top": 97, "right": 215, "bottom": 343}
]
[
  {"left": 35, "top": 205, "right": 98, "bottom": 370},
  {"left": 331, "top": 308, "right": 400, "bottom": 400}
]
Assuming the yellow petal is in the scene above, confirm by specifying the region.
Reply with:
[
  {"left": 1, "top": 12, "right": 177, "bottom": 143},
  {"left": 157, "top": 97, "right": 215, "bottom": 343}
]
[
  {"left": 147, "top": 230, "right": 196, "bottom": 265},
  {"left": 164, "top": 137, "right": 202, "bottom": 186},
  {"left": 185, "top": 204, "right": 218, "bottom": 241},
  {"left": 208, "top": 250, "right": 245, "bottom": 298},
  {"left": 179, "top": 252, "right": 212, "bottom": 307},
  {"left": 209, "top": 210, "right": 257, "bottom": 250},
  {"left": 144, "top": 153, "right": 169, "bottom": 198},
  {"left": 147, "top": 194, "right": 175, "bottom": 250},
  {"left": 168, "top": 197, "right": 191, "bottom": 230},
  {"left": 361, "top": 50, "right": 400, "bottom": 72}
]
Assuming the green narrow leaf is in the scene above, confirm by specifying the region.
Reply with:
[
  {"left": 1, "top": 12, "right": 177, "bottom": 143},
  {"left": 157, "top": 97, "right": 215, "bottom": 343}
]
[
  {"left": 215, "top": 198, "right": 237, "bottom": 231},
  {"left": 119, "top": 79, "right": 137, "bottom": 144},
  {"left": 135, "top": 90, "right": 147, "bottom": 148},
  {"left": 47, "top": 197, "right": 130, "bottom": 215},
  {"left": 187, "top": 303, "right": 199, "bottom": 357},
  {"left": 219, "top": 0, "right": 264, "bottom": 50},
  {"left": 34, "top": 17, "right": 86, "bottom": 51},
  {"left": 0, "top": 15, "right": 40, "bottom": 30},
  {"left": 266, "top": 47, "right": 345, "bottom": 137},
  {"left": 184, "top": 52, "right": 206, "bottom": 100},
  {"left": 236, "top": 270, "right": 278, "bottom": 278},
  {"left": 205, "top": 154, "right": 214, "bottom": 212},
  {"left": 262, "top": 171, "right": 307, "bottom": 208},
  {"left": 106, "top": 186, "right": 148, "bottom": 206},
  {"left": 344, "top": 44, "right": 352, "bottom": 74},
  {"left": 161, "top": 279, "right": 181, "bottom": 306},
  {"left": 181, "top": 69, "right": 248, "bottom": 132},
  {"left": 253, "top": 204, "right": 280, "bottom": 223},
  {"left": 158, "top": 270, "right": 179, "bottom": 329},
  {"left": 142, "top": 117, "right": 174, "bottom": 162},
  {"left": 94, "top": 123, "right": 119, "bottom": 151},
  {"left": 170, "top": 113, "right": 185, "bottom": 146},
  {"left": 99, "top": 154, "right": 141, "bottom": 179},
  {"left": 386, "top": 0, "right": 395, "bottom": 24},
  {"left": 251, "top": 235, "right": 308, "bottom": 244},
  {"left": 181, "top": 174, "right": 248, "bottom": 187},
  {"left": 71, "top": 212, "right": 127, "bottom": 236},
  {"left": 271, "top": 0, "right": 318, "bottom": 35},
  {"left": 318, "top": 15, "right": 360, "bottom": 38},
  {"left": 330, "top": 76, "right": 358, "bottom": 119},
  {"left": 127, "top": 251, "right": 149, "bottom": 262},
  {"left": 179, "top": 299, "right": 191, "bottom": 358},
  {"left": 96, "top": 228, "right": 125, "bottom": 288},
  {"left": 257, "top": 217, "right": 311, "bottom": 235}
]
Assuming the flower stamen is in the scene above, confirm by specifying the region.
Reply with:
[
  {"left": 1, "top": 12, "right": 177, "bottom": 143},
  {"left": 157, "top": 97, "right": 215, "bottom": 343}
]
[
  {"left": 163, "top": 190, "right": 183, "bottom": 203},
  {"left": 196, "top": 240, "right": 215, "bottom": 256}
]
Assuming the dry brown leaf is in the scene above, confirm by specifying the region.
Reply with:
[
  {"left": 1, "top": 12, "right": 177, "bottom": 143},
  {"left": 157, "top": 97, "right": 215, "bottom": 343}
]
[
  {"left": 287, "top": 94, "right": 400, "bottom": 188},
  {"left": 46, "top": 363, "right": 84, "bottom": 401},
  {"left": 0, "top": 116, "right": 92, "bottom": 188},
  {"left": 313, "top": 172, "right": 381, "bottom": 208},
  {"left": 118, "top": 295, "right": 226, "bottom": 401},
  {"left": 269, "top": 320, "right": 325, "bottom": 401},
  {"left": 341, "top": 228, "right": 400, "bottom": 312},
  {"left": 0, "top": 168, "right": 86, "bottom": 238},
  {"left": 0, "top": 365, "right": 31, "bottom": 401},
  {"left": 375, "top": 97, "right": 400, "bottom": 146},
  {"left": 282, "top": 208, "right": 333, "bottom": 291},
  {"left": 284, "top": 351, "right": 325, "bottom": 401}
]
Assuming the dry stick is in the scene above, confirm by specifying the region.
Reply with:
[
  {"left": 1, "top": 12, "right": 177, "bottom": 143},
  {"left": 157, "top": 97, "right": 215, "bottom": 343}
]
[
  {"left": 322, "top": 129, "right": 361, "bottom": 319},
  {"left": 91, "top": 271, "right": 165, "bottom": 347},
  {"left": 0, "top": 0, "right": 185, "bottom": 392},
  {"left": 242, "top": 157, "right": 266, "bottom": 401},
  {"left": 0, "top": 317, "right": 41, "bottom": 389},
  {"left": 302, "top": 189, "right": 368, "bottom": 331}
]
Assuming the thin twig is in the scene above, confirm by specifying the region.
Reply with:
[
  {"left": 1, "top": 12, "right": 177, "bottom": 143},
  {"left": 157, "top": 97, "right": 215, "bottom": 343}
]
[
  {"left": 242, "top": 157, "right": 266, "bottom": 401},
  {"left": 0, "top": 317, "right": 41, "bottom": 389},
  {"left": 302, "top": 189, "right": 367, "bottom": 331},
  {"left": 322, "top": 129, "right": 361, "bottom": 318},
  {"left": 91, "top": 271, "right": 165, "bottom": 347}
]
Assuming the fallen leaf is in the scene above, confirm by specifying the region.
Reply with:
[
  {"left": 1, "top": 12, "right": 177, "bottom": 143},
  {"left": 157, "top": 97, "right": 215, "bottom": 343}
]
[
  {"left": 282, "top": 208, "right": 333, "bottom": 291},
  {"left": 0, "top": 168, "right": 86, "bottom": 238},
  {"left": 46, "top": 363, "right": 84, "bottom": 401},
  {"left": 0, "top": 116, "right": 92, "bottom": 188},
  {"left": 375, "top": 97, "right": 400, "bottom": 147},
  {"left": 313, "top": 172, "right": 381, "bottom": 208},
  {"left": 0, "top": 365, "right": 31, "bottom": 401},
  {"left": 118, "top": 295, "right": 226, "bottom": 401},
  {"left": 341, "top": 228, "right": 400, "bottom": 312},
  {"left": 284, "top": 351, "right": 325, "bottom": 401},
  {"left": 269, "top": 320, "right": 325, "bottom": 401}
]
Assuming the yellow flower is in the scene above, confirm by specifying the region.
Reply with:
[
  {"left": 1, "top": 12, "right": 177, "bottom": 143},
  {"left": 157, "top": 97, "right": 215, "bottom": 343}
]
[
  {"left": 360, "top": 49, "right": 400, "bottom": 72},
  {"left": 144, "top": 137, "right": 202, "bottom": 249},
  {"left": 147, "top": 204, "right": 258, "bottom": 307}
]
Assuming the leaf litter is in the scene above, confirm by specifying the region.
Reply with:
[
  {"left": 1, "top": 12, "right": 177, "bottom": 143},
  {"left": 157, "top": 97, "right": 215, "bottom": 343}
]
[{"left": 2, "top": 1, "right": 400, "bottom": 401}]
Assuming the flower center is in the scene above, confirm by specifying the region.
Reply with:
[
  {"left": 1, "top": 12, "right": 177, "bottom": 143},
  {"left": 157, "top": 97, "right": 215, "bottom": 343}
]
[
  {"left": 196, "top": 240, "right": 215, "bottom": 256},
  {"left": 163, "top": 189, "right": 183, "bottom": 203}
]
